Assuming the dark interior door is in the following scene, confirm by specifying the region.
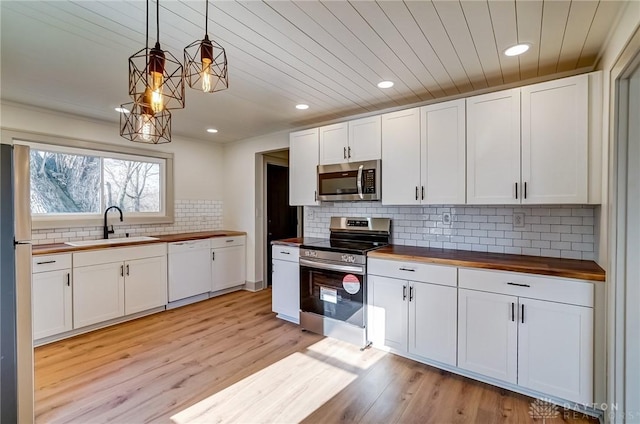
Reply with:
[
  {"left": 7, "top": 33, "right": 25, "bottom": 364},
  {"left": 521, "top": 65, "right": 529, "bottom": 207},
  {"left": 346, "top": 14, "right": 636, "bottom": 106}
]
[{"left": 266, "top": 163, "right": 298, "bottom": 286}]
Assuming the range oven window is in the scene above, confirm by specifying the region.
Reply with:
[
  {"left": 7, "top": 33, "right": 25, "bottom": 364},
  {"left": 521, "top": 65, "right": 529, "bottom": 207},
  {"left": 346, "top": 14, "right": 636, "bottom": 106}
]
[
  {"left": 300, "top": 265, "right": 365, "bottom": 327},
  {"left": 318, "top": 171, "right": 358, "bottom": 196}
]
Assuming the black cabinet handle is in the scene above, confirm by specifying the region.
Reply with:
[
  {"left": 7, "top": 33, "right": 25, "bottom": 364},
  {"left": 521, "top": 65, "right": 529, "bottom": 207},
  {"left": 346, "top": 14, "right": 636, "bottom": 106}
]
[
  {"left": 524, "top": 182, "right": 528, "bottom": 199},
  {"left": 399, "top": 267, "right": 415, "bottom": 272},
  {"left": 66, "top": 273, "right": 70, "bottom": 287},
  {"left": 421, "top": 186, "right": 425, "bottom": 200},
  {"left": 511, "top": 302, "right": 515, "bottom": 322},
  {"left": 415, "top": 186, "right": 418, "bottom": 200},
  {"left": 212, "top": 251, "right": 215, "bottom": 261},
  {"left": 226, "top": 239, "right": 234, "bottom": 243},
  {"left": 281, "top": 251, "right": 290, "bottom": 255},
  {"left": 343, "top": 147, "right": 347, "bottom": 159},
  {"left": 402, "top": 285, "right": 407, "bottom": 301},
  {"left": 521, "top": 304, "right": 525, "bottom": 323},
  {"left": 36, "top": 260, "right": 56, "bottom": 265},
  {"left": 315, "top": 190, "right": 318, "bottom": 202},
  {"left": 348, "top": 146, "right": 351, "bottom": 158},
  {"left": 507, "top": 282, "right": 531, "bottom": 288},
  {"left": 120, "top": 265, "right": 124, "bottom": 277},
  {"left": 409, "top": 286, "right": 414, "bottom": 302},
  {"left": 126, "top": 264, "right": 130, "bottom": 276},
  {"left": 515, "top": 182, "right": 518, "bottom": 199}
]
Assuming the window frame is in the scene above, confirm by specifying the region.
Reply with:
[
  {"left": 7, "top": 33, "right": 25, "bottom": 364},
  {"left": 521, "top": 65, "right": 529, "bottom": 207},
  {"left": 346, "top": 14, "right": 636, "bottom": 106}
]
[{"left": 2, "top": 130, "right": 174, "bottom": 230}]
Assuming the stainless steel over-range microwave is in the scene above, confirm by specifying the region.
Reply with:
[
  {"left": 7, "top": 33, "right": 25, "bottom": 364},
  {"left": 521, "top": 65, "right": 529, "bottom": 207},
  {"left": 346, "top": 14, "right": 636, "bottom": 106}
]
[{"left": 317, "top": 159, "right": 381, "bottom": 202}]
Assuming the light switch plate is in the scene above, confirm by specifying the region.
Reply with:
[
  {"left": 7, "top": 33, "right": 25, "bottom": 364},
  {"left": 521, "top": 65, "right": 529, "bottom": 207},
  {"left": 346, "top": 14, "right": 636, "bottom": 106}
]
[{"left": 513, "top": 212, "right": 525, "bottom": 228}]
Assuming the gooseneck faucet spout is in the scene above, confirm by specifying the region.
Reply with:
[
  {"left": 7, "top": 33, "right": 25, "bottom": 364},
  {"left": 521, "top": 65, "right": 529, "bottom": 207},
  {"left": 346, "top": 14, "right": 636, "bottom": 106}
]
[{"left": 103, "top": 206, "right": 124, "bottom": 239}]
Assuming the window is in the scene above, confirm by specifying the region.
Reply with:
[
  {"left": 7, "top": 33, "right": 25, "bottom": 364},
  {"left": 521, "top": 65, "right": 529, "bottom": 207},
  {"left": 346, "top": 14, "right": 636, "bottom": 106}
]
[{"left": 21, "top": 139, "right": 173, "bottom": 228}]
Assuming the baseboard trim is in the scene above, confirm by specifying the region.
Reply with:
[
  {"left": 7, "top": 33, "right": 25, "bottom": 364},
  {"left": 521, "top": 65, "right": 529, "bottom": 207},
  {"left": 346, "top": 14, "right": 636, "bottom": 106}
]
[{"left": 244, "top": 280, "right": 264, "bottom": 292}]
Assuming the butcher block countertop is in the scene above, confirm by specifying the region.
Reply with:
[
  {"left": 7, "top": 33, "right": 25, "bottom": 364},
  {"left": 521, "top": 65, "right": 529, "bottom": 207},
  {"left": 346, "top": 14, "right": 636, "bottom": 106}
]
[
  {"left": 32, "top": 230, "right": 246, "bottom": 256},
  {"left": 271, "top": 237, "right": 326, "bottom": 247},
  {"left": 368, "top": 245, "right": 605, "bottom": 282}
]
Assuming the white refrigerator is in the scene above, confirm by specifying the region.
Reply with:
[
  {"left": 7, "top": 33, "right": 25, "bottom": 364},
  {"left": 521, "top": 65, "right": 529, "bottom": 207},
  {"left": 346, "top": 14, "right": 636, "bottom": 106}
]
[{"left": 0, "top": 143, "right": 34, "bottom": 423}]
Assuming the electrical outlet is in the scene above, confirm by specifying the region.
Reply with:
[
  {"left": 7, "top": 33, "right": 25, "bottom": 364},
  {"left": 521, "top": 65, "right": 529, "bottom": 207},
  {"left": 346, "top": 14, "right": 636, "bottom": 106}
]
[
  {"left": 513, "top": 212, "right": 525, "bottom": 228},
  {"left": 442, "top": 212, "right": 452, "bottom": 225},
  {"left": 306, "top": 209, "right": 314, "bottom": 220}
]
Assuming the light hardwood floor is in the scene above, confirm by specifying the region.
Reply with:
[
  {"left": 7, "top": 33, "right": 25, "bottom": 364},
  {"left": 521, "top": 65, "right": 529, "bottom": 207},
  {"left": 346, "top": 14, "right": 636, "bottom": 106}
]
[{"left": 35, "top": 289, "right": 598, "bottom": 423}]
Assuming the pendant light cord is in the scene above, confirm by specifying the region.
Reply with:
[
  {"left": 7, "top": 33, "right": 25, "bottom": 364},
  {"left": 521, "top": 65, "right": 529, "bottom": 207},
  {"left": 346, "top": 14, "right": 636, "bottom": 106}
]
[
  {"left": 156, "top": 0, "right": 160, "bottom": 42},
  {"left": 205, "top": 0, "right": 209, "bottom": 35}
]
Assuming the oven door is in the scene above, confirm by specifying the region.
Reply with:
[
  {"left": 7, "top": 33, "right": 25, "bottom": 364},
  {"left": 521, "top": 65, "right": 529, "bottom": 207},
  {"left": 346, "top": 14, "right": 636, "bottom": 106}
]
[{"left": 299, "top": 259, "right": 365, "bottom": 327}]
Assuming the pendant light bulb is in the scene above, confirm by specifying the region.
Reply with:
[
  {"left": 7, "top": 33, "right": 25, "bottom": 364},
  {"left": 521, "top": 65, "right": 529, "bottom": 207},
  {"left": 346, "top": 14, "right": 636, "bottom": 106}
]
[
  {"left": 201, "top": 35, "right": 214, "bottom": 92},
  {"left": 149, "top": 42, "right": 166, "bottom": 113}
]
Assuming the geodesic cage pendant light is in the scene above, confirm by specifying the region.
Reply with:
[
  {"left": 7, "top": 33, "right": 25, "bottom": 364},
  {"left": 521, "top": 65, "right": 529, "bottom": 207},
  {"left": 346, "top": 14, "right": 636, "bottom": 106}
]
[
  {"left": 128, "top": 0, "right": 185, "bottom": 112},
  {"left": 184, "top": 0, "right": 228, "bottom": 93}
]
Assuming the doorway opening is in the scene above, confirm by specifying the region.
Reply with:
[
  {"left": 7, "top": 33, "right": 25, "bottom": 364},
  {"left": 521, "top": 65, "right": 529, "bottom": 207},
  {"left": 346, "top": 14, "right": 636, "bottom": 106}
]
[{"left": 263, "top": 151, "right": 299, "bottom": 287}]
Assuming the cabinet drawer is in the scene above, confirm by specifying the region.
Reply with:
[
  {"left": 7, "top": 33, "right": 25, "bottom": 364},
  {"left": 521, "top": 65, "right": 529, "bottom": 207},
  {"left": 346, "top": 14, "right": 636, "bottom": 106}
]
[
  {"left": 32, "top": 254, "right": 72, "bottom": 273},
  {"left": 368, "top": 258, "right": 457, "bottom": 287},
  {"left": 210, "top": 236, "right": 245, "bottom": 249},
  {"left": 459, "top": 268, "right": 593, "bottom": 307},
  {"left": 272, "top": 245, "right": 299, "bottom": 262}
]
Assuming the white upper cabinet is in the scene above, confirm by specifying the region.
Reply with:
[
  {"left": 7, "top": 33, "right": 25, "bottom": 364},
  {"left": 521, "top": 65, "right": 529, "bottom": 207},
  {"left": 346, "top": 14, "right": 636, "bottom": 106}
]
[
  {"left": 289, "top": 128, "right": 319, "bottom": 206},
  {"left": 348, "top": 116, "right": 381, "bottom": 162},
  {"left": 521, "top": 74, "right": 589, "bottom": 204},
  {"left": 421, "top": 99, "right": 466, "bottom": 204},
  {"left": 381, "top": 107, "right": 422, "bottom": 205},
  {"left": 319, "top": 123, "right": 349, "bottom": 165},
  {"left": 319, "top": 116, "right": 381, "bottom": 165},
  {"left": 466, "top": 88, "right": 521, "bottom": 204}
]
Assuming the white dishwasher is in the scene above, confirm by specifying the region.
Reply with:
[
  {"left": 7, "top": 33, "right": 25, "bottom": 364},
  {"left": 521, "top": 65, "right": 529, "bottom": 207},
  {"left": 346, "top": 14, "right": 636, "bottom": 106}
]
[{"left": 168, "top": 239, "right": 212, "bottom": 303}]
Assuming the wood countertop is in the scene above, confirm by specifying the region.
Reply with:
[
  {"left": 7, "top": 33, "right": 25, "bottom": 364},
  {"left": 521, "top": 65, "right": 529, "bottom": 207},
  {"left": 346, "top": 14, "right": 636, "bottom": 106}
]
[
  {"left": 270, "top": 237, "right": 327, "bottom": 247},
  {"left": 368, "top": 245, "right": 605, "bottom": 282},
  {"left": 32, "top": 230, "right": 246, "bottom": 256}
]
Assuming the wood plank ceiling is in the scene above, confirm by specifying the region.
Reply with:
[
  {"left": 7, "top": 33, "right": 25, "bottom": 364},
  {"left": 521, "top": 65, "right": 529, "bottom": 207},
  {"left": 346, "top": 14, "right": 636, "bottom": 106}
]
[{"left": 0, "top": 1, "right": 626, "bottom": 143}]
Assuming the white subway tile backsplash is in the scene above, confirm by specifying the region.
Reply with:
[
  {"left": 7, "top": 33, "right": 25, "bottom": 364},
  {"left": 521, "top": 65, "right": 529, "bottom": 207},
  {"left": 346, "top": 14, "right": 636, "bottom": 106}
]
[
  {"left": 32, "top": 199, "right": 223, "bottom": 245},
  {"left": 303, "top": 203, "right": 597, "bottom": 260}
]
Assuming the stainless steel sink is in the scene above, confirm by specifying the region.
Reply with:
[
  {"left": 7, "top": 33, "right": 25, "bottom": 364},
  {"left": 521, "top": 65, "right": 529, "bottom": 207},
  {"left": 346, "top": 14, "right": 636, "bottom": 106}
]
[{"left": 65, "top": 236, "right": 158, "bottom": 247}]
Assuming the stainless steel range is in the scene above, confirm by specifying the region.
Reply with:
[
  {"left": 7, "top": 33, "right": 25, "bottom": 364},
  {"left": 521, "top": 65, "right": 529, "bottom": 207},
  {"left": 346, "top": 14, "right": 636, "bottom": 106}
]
[{"left": 299, "top": 217, "right": 391, "bottom": 348}]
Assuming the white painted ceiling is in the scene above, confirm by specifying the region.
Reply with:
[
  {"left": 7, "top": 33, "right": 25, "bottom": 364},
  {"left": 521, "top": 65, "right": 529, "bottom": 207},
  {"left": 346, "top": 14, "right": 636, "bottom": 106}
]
[{"left": 0, "top": 1, "right": 625, "bottom": 143}]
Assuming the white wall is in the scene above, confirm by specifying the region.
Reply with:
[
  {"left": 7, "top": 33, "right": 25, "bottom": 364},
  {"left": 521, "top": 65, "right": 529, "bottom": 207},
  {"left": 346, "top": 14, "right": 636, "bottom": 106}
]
[
  {"left": 0, "top": 101, "right": 225, "bottom": 201},
  {"left": 222, "top": 130, "right": 289, "bottom": 284}
]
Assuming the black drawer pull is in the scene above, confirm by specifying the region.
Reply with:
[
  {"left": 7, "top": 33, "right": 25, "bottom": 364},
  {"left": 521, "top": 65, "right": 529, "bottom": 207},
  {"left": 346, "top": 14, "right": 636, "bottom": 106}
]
[
  {"left": 226, "top": 239, "right": 234, "bottom": 243},
  {"left": 399, "top": 267, "right": 415, "bottom": 272},
  {"left": 507, "top": 282, "right": 530, "bottom": 288},
  {"left": 280, "top": 251, "right": 290, "bottom": 255},
  {"left": 36, "top": 260, "right": 56, "bottom": 265}
]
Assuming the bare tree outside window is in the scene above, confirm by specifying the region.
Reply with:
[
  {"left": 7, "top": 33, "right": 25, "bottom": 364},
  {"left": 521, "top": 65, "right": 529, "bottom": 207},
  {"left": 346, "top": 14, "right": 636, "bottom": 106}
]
[
  {"left": 103, "top": 158, "right": 160, "bottom": 212},
  {"left": 30, "top": 150, "right": 100, "bottom": 213}
]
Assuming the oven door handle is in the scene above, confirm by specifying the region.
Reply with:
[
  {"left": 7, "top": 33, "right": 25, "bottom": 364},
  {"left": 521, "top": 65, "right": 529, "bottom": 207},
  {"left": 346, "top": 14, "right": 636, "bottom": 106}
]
[
  {"left": 299, "top": 258, "right": 365, "bottom": 275},
  {"left": 357, "top": 164, "right": 364, "bottom": 199}
]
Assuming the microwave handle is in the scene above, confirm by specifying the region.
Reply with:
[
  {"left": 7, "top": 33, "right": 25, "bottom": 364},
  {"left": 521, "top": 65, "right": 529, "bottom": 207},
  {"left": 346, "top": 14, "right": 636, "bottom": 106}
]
[{"left": 357, "top": 164, "right": 364, "bottom": 199}]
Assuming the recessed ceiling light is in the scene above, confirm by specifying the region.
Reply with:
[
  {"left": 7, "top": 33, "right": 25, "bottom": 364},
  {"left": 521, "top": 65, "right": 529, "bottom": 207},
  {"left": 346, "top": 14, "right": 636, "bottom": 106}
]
[
  {"left": 206, "top": 128, "right": 218, "bottom": 133},
  {"left": 377, "top": 80, "right": 394, "bottom": 89},
  {"left": 504, "top": 43, "right": 531, "bottom": 57},
  {"left": 295, "top": 104, "right": 309, "bottom": 110},
  {"left": 115, "top": 107, "right": 130, "bottom": 114}
]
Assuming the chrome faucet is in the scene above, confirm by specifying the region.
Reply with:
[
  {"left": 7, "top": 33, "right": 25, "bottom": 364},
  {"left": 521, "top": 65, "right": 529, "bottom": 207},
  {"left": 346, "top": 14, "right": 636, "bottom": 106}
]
[{"left": 103, "top": 206, "right": 124, "bottom": 239}]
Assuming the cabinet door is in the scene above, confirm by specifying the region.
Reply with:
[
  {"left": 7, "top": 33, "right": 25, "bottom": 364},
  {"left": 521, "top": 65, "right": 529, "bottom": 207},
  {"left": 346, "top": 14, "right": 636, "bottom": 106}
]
[
  {"left": 421, "top": 99, "right": 466, "bottom": 204},
  {"left": 33, "top": 269, "right": 72, "bottom": 339},
  {"left": 290, "top": 128, "right": 319, "bottom": 206},
  {"left": 408, "top": 282, "right": 457, "bottom": 366},
  {"left": 458, "top": 289, "right": 518, "bottom": 384},
  {"left": 73, "top": 263, "right": 125, "bottom": 328},
  {"left": 212, "top": 245, "right": 246, "bottom": 291},
  {"left": 518, "top": 298, "right": 593, "bottom": 403},
  {"left": 125, "top": 256, "right": 168, "bottom": 315},
  {"left": 467, "top": 89, "right": 521, "bottom": 204},
  {"left": 521, "top": 75, "right": 589, "bottom": 204},
  {"left": 348, "top": 115, "right": 381, "bottom": 162},
  {"left": 319, "top": 122, "right": 349, "bottom": 165},
  {"left": 381, "top": 107, "right": 421, "bottom": 205},
  {"left": 271, "top": 258, "right": 300, "bottom": 323},
  {"left": 368, "top": 275, "right": 407, "bottom": 351}
]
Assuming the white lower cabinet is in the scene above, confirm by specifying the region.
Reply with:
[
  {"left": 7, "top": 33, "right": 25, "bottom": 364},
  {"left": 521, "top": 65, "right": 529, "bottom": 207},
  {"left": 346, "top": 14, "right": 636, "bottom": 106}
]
[
  {"left": 458, "top": 268, "right": 594, "bottom": 404},
  {"left": 271, "top": 245, "right": 300, "bottom": 323},
  {"left": 124, "top": 256, "right": 168, "bottom": 315},
  {"left": 458, "top": 289, "right": 518, "bottom": 383},
  {"left": 73, "top": 262, "right": 125, "bottom": 328},
  {"left": 73, "top": 244, "right": 168, "bottom": 329},
  {"left": 368, "top": 262, "right": 457, "bottom": 366},
  {"left": 32, "top": 254, "right": 72, "bottom": 340},
  {"left": 211, "top": 236, "right": 246, "bottom": 292}
]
